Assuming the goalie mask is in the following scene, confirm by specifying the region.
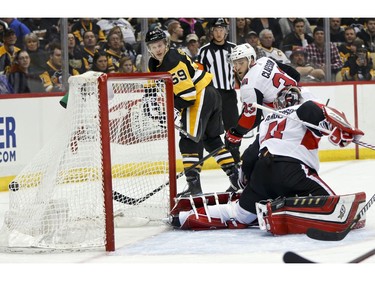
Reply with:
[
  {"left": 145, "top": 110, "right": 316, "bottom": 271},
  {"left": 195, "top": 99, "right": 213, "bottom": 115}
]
[{"left": 273, "top": 86, "right": 302, "bottom": 110}]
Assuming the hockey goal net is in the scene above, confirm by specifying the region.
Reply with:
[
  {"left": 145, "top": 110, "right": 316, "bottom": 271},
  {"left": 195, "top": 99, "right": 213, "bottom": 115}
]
[{"left": 0, "top": 71, "right": 176, "bottom": 251}]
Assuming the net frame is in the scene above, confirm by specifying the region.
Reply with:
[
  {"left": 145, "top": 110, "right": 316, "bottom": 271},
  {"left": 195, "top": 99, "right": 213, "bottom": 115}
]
[
  {"left": 98, "top": 72, "right": 176, "bottom": 251},
  {"left": 0, "top": 71, "right": 176, "bottom": 252}
]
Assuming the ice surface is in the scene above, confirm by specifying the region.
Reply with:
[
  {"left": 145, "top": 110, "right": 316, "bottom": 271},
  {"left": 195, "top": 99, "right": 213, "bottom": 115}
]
[{"left": 0, "top": 159, "right": 374, "bottom": 280}]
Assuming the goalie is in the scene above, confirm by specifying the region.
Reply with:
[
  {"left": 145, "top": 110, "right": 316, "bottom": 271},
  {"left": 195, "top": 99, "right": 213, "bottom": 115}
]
[{"left": 166, "top": 86, "right": 367, "bottom": 235}]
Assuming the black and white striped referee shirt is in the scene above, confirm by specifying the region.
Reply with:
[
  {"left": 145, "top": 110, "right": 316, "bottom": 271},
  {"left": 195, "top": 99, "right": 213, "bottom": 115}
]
[{"left": 197, "top": 40, "right": 237, "bottom": 90}]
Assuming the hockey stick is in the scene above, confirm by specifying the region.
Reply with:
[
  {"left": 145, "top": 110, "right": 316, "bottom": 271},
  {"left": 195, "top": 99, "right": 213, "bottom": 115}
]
[
  {"left": 306, "top": 193, "right": 375, "bottom": 241},
  {"left": 159, "top": 118, "right": 202, "bottom": 143},
  {"left": 251, "top": 103, "right": 375, "bottom": 151},
  {"left": 283, "top": 248, "right": 375, "bottom": 263},
  {"left": 113, "top": 145, "right": 224, "bottom": 205},
  {"left": 175, "top": 123, "right": 202, "bottom": 143}
]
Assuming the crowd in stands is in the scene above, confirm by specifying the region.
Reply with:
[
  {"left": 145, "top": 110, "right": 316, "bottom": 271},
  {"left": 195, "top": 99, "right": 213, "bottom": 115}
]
[{"left": 1, "top": 17, "right": 375, "bottom": 94}]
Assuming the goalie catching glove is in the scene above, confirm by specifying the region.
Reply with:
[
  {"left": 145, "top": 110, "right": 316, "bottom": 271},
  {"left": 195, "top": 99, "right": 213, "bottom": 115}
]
[{"left": 319, "top": 106, "right": 364, "bottom": 147}]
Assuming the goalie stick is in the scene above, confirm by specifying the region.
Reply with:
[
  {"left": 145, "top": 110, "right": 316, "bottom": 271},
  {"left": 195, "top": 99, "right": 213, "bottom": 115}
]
[
  {"left": 113, "top": 145, "right": 224, "bottom": 205},
  {"left": 251, "top": 103, "right": 375, "bottom": 151},
  {"left": 306, "top": 193, "right": 375, "bottom": 241},
  {"left": 283, "top": 248, "right": 375, "bottom": 263}
]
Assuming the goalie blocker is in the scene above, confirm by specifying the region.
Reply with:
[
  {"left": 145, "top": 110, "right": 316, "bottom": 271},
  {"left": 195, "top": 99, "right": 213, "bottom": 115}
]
[{"left": 165, "top": 192, "right": 366, "bottom": 235}]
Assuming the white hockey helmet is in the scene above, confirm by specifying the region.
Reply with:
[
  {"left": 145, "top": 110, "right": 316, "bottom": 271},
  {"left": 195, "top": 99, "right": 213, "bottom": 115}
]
[{"left": 228, "top": 43, "right": 257, "bottom": 66}]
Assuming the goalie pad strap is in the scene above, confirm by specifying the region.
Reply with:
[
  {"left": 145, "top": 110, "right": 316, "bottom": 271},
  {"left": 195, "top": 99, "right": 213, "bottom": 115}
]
[
  {"left": 170, "top": 192, "right": 241, "bottom": 216},
  {"left": 256, "top": 192, "right": 366, "bottom": 235}
]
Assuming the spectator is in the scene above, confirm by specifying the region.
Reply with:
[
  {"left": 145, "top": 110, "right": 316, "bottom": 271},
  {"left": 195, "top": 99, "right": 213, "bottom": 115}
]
[
  {"left": 167, "top": 20, "right": 184, "bottom": 50},
  {"left": 71, "top": 18, "right": 106, "bottom": 47},
  {"left": 0, "top": 27, "right": 20, "bottom": 75},
  {"left": 344, "top": 18, "right": 366, "bottom": 34},
  {"left": 305, "top": 26, "right": 343, "bottom": 81},
  {"left": 259, "top": 29, "right": 290, "bottom": 64},
  {"left": 338, "top": 26, "right": 358, "bottom": 64},
  {"left": 280, "top": 18, "right": 314, "bottom": 58},
  {"left": 96, "top": 18, "right": 136, "bottom": 46},
  {"left": 0, "top": 18, "right": 31, "bottom": 49},
  {"left": 341, "top": 43, "right": 374, "bottom": 81},
  {"left": 250, "top": 18, "right": 283, "bottom": 48},
  {"left": 278, "top": 17, "right": 313, "bottom": 38},
  {"left": 67, "top": 33, "right": 85, "bottom": 74},
  {"left": 21, "top": 18, "right": 59, "bottom": 49},
  {"left": 329, "top": 18, "right": 345, "bottom": 46},
  {"left": 105, "top": 32, "right": 126, "bottom": 72},
  {"left": 289, "top": 47, "right": 325, "bottom": 82},
  {"left": 197, "top": 18, "right": 240, "bottom": 163},
  {"left": 23, "top": 33, "right": 48, "bottom": 74},
  {"left": 106, "top": 26, "right": 137, "bottom": 64},
  {"left": 40, "top": 43, "right": 79, "bottom": 92},
  {"left": 178, "top": 18, "right": 205, "bottom": 42},
  {"left": 81, "top": 30, "right": 99, "bottom": 71},
  {"left": 0, "top": 19, "right": 7, "bottom": 46},
  {"left": 118, "top": 56, "right": 136, "bottom": 73},
  {"left": 182, "top": 33, "right": 200, "bottom": 61},
  {"left": 235, "top": 18, "right": 250, "bottom": 45},
  {"left": 8, "top": 50, "right": 45, "bottom": 93},
  {"left": 92, "top": 51, "right": 111, "bottom": 73},
  {"left": 0, "top": 74, "right": 13, "bottom": 93},
  {"left": 357, "top": 18, "right": 375, "bottom": 52},
  {"left": 245, "top": 31, "right": 266, "bottom": 59},
  {"left": 43, "top": 19, "right": 61, "bottom": 51}
]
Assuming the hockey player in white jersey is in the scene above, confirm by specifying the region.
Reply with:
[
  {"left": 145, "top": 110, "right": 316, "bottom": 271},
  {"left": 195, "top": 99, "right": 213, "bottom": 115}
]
[
  {"left": 224, "top": 43, "right": 303, "bottom": 191},
  {"left": 166, "top": 86, "right": 366, "bottom": 235}
]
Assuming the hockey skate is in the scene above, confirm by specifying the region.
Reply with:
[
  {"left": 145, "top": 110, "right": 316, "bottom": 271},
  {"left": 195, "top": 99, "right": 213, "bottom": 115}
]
[
  {"left": 162, "top": 215, "right": 181, "bottom": 228},
  {"left": 224, "top": 164, "right": 241, "bottom": 193},
  {"left": 176, "top": 169, "right": 202, "bottom": 197}
]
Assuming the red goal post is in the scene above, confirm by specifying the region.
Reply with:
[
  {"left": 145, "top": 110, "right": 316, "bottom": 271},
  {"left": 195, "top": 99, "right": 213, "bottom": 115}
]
[
  {"left": 98, "top": 72, "right": 176, "bottom": 251},
  {"left": 0, "top": 71, "right": 176, "bottom": 252}
]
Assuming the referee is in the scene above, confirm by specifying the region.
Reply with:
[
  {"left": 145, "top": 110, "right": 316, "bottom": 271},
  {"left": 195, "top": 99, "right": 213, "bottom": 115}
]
[{"left": 197, "top": 18, "right": 240, "bottom": 162}]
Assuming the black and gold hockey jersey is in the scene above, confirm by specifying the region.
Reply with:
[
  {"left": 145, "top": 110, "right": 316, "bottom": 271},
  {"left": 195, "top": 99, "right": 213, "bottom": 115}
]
[{"left": 148, "top": 48, "right": 213, "bottom": 137}]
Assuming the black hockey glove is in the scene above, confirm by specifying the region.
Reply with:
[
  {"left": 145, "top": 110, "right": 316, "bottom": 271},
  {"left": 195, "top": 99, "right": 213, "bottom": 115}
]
[{"left": 225, "top": 128, "right": 243, "bottom": 151}]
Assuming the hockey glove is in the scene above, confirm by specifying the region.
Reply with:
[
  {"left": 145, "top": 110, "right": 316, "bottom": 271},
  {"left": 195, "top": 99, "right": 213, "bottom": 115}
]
[
  {"left": 225, "top": 128, "right": 243, "bottom": 151},
  {"left": 328, "top": 127, "right": 353, "bottom": 147}
]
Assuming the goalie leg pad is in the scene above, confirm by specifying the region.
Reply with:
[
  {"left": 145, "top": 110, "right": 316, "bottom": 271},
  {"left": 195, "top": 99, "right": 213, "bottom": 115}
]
[
  {"left": 178, "top": 203, "right": 250, "bottom": 230},
  {"left": 168, "top": 193, "right": 253, "bottom": 230},
  {"left": 256, "top": 192, "right": 366, "bottom": 235}
]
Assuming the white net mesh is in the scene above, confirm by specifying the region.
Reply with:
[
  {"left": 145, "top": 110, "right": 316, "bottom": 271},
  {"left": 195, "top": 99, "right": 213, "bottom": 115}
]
[{"left": 0, "top": 71, "right": 174, "bottom": 250}]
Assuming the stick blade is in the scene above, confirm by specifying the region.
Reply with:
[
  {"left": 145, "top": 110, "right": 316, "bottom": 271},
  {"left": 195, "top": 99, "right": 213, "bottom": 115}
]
[
  {"left": 306, "top": 227, "right": 348, "bottom": 241},
  {"left": 283, "top": 251, "right": 315, "bottom": 263}
]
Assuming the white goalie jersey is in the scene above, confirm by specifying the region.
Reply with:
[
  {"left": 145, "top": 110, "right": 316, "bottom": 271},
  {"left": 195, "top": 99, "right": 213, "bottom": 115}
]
[{"left": 258, "top": 104, "right": 321, "bottom": 172}]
